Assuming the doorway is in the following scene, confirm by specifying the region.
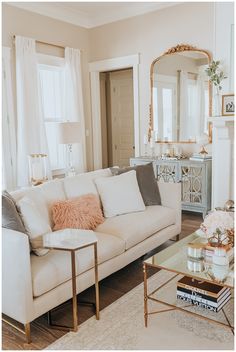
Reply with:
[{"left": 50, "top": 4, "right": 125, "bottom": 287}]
[{"left": 100, "top": 68, "right": 135, "bottom": 168}]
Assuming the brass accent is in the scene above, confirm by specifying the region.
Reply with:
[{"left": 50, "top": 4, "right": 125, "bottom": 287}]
[
  {"left": 94, "top": 242, "right": 100, "bottom": 320},
  {"left": 143, "top": 262, "right": 234, "bottom": 332},
  {"left": 2, "top": 317, "right": 31, "bottom": 344},
  {"left": 149, "top": 43, "right": 213, "bottom": 143},
  {"left": 143, "top": 263, "right": 148, "bottom": 328},
  {"left": 71, "top": 251, "right": 78, "bottom": 332},
  {"left": 164, "top": 44, "right": 197, "bottom": 55},
  {"left": 46, "top": 242, "right": 100, "bottom": 332},
  {"left": 25, "top": 323, "right": 31, "bottom": 344}
]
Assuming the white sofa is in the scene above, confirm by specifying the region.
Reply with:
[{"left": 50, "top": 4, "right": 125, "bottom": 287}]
[{"left": 2, "top": 168, "right": 181, "bottom": 341}]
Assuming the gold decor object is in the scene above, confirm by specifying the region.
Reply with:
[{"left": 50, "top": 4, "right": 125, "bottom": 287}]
[
  {"left": 149, "top": 43, "right": 213, "bottom": 143},
  {"left": 163, "top": 43, "right": 197, "bottom": 55}
]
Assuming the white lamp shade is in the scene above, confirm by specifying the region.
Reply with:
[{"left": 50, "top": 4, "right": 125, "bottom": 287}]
[{"left": 57, "top": 122, "right": 80, "bottom": 144}]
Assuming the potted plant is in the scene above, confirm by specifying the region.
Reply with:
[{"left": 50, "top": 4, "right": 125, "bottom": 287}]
[
  {"left": 205, "top": 60, "right": 227, "bottom": 116},
  {"left": 200, "top": 210, "right": 234, "bottom": 247}
]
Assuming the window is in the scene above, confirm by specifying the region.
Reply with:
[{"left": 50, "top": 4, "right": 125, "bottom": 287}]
[{"left": 37, "top": 55, "right": 67, "bottom": 173}]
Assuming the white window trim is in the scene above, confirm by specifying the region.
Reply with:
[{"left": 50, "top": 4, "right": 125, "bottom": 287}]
[
  {"left": 37, "top": 53, "right": 65, "bottom": 67},
  {"left": 37, "top": 53, "right": 67, "bottom": 176}
]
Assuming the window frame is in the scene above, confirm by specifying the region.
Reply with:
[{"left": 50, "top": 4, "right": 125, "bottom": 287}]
[{"left": 37, "top": 53, "right": 67, "bottom": 177}]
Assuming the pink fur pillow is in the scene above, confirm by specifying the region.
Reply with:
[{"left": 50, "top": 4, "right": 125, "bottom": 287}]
[{"left": 52, "top": 194, "right": 104, "bottom": 231}]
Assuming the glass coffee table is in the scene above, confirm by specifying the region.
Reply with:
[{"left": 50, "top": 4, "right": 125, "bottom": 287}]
[{"left": 143, "top": 232, "right": 234, "bottom": 332}]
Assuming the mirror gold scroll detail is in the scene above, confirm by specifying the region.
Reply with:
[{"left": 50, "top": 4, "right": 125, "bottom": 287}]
[{"left": 149, "top": 44, "right": 212, "bottom": 143}]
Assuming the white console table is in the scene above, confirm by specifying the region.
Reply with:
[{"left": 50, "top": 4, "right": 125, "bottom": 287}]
[{"left": 130, "top": 157, "right": 212, "bottom": 217}]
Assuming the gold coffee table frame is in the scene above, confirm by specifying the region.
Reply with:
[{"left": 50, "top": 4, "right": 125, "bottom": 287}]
[
  {"left": 44, "top": 230, "right": 99, "bottom": 332},
  {"left": 143, "top": 233, "right": 234, "bottom": 334}
]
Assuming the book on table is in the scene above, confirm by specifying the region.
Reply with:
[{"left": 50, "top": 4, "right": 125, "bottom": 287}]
[{"left": 176, "top": 276, "right": 231, "bottom": 312}]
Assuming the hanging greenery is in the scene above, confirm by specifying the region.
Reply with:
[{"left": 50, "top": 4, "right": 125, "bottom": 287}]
[{"left": 205, "top": 60, "right": 227, "bottom": 90}]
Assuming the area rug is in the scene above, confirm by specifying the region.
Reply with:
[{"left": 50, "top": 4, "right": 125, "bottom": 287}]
[{"left": 46, "top": 270, "right": 234, "bottom": 350}]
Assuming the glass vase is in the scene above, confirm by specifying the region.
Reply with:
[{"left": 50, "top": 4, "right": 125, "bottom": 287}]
[{"left": 213, "top": 87, "right": 222, "bottom": 117}]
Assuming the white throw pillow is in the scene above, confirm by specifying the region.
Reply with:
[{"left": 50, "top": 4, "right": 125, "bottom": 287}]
[
  {"left": 94, "top": 170, "right": 145, "bottom": 218},
  {"left": 17, "top": 194, "right": 51, "bottom": 256}
]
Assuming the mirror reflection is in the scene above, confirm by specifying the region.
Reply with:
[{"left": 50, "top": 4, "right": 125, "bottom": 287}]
[{"left": 152, "top": 50, "right": 211, "bottom": 143}]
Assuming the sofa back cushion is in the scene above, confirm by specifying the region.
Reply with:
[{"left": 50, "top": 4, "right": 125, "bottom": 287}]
[
  {"left": 94, "top": 170, "right": 145, "bottom": 218},
  {"left": 64, "top": 168, "right": 112, "bottom": 199}
]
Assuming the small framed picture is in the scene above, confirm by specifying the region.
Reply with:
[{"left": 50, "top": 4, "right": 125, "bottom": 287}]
[{"left": 222, "top": 94, "right": 234, "bottom": 116}]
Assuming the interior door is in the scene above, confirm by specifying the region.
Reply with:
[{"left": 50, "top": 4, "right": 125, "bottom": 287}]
[{"left": 109, "top": 69, "right": 134, "bottom": 167}]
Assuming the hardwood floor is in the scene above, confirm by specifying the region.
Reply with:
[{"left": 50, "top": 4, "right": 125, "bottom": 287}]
[{"left": 2, "top": 211, "right": 202, "bottom": 350}]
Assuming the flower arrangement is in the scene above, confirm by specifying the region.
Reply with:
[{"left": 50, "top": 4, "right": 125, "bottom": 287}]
[
  {"left": 200, "top": 210, "right": 234, "bottom": 247},
  {"left": 205, "top": 60, "right": 227, "bottom": 91}
]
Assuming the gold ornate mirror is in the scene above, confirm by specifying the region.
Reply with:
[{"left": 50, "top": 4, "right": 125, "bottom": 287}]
[{"left": 149, "top": 44, "right": 212, "bottom": 143}]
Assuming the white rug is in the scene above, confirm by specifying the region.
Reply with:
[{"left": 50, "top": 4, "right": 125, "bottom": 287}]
[{"left": 46, "top": 270, "right": 234, "bottom": 350}]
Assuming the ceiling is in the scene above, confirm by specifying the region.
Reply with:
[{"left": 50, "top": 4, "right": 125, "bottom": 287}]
[{"left": 8, "top": 2, "right": 180, "bottom": 29}]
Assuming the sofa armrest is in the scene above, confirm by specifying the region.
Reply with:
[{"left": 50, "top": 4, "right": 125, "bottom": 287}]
[
  {"left": 158, "top": 182, "right": 182, "bottom": 233},
  {"left": 2, "top": 228, "right": 34, "bottom": 324}
]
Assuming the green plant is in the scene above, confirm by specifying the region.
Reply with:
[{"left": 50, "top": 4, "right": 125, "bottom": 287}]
[{"left": 205, "top": 60, "right": 227, "bottom": 90}]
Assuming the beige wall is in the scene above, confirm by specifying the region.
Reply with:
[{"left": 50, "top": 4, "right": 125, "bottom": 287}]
[
  {"left": 89, "top": 2, "right": 215, "bottom": 155},
  {"left": 2, "top": 2, "right": 234, "bottom": 162},
  {"left": 2, "top": 3, "right": 94, "bottom": 170}
]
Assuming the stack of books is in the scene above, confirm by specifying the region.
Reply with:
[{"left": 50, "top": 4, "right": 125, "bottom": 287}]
[
  {"left": 177, "top": 276, "right": 231, "bottom": 312},
  {"left": 189, "top": 153, "right": 212, "bottom": 161}
]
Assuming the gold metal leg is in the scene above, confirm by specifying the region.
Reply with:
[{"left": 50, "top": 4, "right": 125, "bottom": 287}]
[
  {"left": 94, "top": 242, "right": 100, "bottom": 320},
  {"left": 71, "top": 250, "right": 78, "bottom": 332},
  {"left": 2, "top": 317, "right": 31, "bottom": 344},
  {"left": 143, "top": 263, "right": 148, "bottom": 327},
  {"left": 24, "top": 323, "right": 31, "bottom": 344}
]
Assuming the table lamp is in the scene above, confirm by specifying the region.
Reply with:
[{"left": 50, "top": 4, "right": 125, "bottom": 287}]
[{"left": 57, "top": 122, "right": 80, "bottom": 176}]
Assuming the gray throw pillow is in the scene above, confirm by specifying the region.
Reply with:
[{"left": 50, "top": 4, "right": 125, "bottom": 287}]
[
  {"left": 2, "top": 190, "right": 27, "bottom": 234},
  {"left": 110, "top": 163, "right": 161, "bottom": 206}
]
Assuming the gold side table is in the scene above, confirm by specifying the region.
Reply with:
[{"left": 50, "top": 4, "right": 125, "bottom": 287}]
[{"left": 43, "top": 229, "right": 99, "bottom": 332}]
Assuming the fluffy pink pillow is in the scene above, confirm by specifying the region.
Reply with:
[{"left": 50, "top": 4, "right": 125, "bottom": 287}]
[{"left": 52, "top": 194, "right": 104, "bottom": 231}]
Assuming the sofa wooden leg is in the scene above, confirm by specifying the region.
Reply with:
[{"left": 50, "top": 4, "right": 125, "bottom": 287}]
[
  {"left": 25, "top": 323, "right": 31, "bottom": 344},
  {"left": 176, "top": 234, "right": 180, "bottom": 241}
]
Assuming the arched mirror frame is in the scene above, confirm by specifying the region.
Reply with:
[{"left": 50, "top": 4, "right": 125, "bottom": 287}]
[{"left": 148, "top": 44, "right": 212, "bottom": 143}]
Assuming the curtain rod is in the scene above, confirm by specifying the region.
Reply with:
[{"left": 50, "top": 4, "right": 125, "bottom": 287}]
[{"left": 13, "top": 35, "right": 65, "bottom": 50}]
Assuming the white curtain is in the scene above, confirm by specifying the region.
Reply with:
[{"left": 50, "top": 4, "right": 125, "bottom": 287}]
[
  {"left": 65, "top": 47, "right": 87, "bottom": 173},
  {"left": 2, "top": 47, "right": 17, "bottom": 191},
  {"left": 15, "top": 36, "right": 51, "bottom": 187},
  {"left": 179, "top": 70, "right": 189, "bottom": 140}
]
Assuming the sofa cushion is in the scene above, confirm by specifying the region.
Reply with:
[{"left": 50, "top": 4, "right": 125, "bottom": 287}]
[
  {"left": 31, "top": 231, "right": 125, "bottom": 297},
  {"left": 52, "top": 194, "right": 104, "bottom": 231},
  {"left": 17, "top": 193, "right": 51, "bottom": 256},
  {"left": 94, "top": 171, "right": 145, "bottom": 218},
  {"left": 95, "top": 205, "right": 176, "bottom": 250},
  {"left": 2, "top": 190, "right": 27, "bottom": 234},
  {"left": 110, "top": 163, "right": 161, "bottom": 206},
  {"left": 64, "top": 168, "right": 112, "bottom": 199}
]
